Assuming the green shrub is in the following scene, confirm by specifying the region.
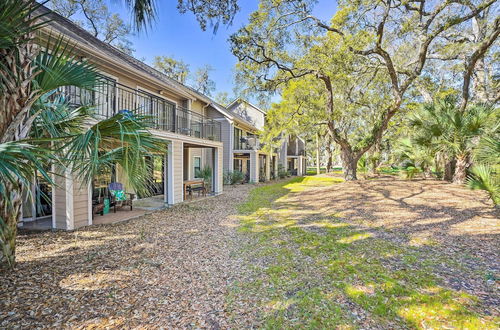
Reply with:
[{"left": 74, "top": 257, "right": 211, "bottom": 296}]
[
  {"left": 224, "top": 170, "right": 246, "bottom": 185},
  {"left": 232, "top": 170, "right": 245, "bottom": 184},
  {"left": 196, "top": 165, "right": 212, "bottom": 190},
  {"left": 278, "top": 164, "right": 287, "bottom": 179},
  {"left": 223, "top": 171, "right": 232, "bottom": 185},
  {"left": 402, "top": 166, "right": 420, "bottom": 180}
]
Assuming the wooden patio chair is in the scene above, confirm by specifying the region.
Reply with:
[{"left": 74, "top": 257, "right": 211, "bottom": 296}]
[{"left": 108, "top": 182, "right": 135, "bottom": 212}]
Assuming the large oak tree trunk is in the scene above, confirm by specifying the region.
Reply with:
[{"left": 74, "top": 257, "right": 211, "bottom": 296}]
[
  {"left": 326, "top": 134, "right": 333, "bottom": 173},
  {"left": 340, "top": 146, "right": 359, "bottom": 181},
  {"left": 326, "top": 149, "right": 332, "bottom": 173},
  {"left": 0, "top": 181, "right": 22, "bottom": 270}
]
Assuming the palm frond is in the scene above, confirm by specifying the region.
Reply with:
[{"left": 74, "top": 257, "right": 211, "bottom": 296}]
[
  {"left": 34, "top": 35, "right": 99, "bottom": 94},
  {"left": 0, "top": 0, "right": 48, "bottom": 49},
  {"left": 29, "top": 91, "right": 94, "bottom": 139},
  {"left": 123, "top": 0, "right": 157, "bottom": 31},
  {"left": 467, "top": 164, "right": 500, "bottom": 205},
  {"left": 64, "top": 111, "right": 166, "bottom": 196},
  {"left": 474, "top": 136, "right": 500, "bottom": 165},
  {"left": 0, "top": 140, "right": 53, "bottom": 201}
]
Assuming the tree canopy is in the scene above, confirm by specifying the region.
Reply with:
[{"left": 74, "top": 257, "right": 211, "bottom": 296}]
[
  {"left": 50, "top": 0, "right": 135, "bottom": 54},
  {"left": 153, "top": 55, "right": 190, "bottom": 83},
  {"left": 231, "top": 0, "right": 499, "bottom": 180}
]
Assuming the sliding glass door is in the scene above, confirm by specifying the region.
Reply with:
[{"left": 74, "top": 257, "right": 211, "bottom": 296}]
[{"left": 22, "top": 171, "right": 53, "bottom": 222}]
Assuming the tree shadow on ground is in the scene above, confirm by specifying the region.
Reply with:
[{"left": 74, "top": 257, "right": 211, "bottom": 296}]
[{"left": 233, "top": 176, "right": 499, "bottom": 328}]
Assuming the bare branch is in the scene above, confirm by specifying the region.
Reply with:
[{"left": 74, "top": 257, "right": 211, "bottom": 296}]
[{"left": 460, "top": 16, "right": 500, "bottom": 111}]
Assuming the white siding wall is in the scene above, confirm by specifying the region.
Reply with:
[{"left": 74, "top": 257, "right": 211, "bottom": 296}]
[
  {"left": 228, "top": 101, "right": 265, "bottom": 130},
  {"left": 171, "top": 140, "right": 184, "bottom": 203},
  {"left": 249, "top": 151, "right": 259, "bottom": 183},
  {"left": 53, "top": 172, "right": 69, "bottom": 230},
  {"left": 73, "top": 181, "right": 89, "bottom": 229},
  {"left": 53, "top": 169, "right": 89, "bottom": 230},
  {"left": 220, "top": 120, "right": 234, "bottom": 174},
  {"left": 215, "top": 146, "right": 224, "bottom": 193}
]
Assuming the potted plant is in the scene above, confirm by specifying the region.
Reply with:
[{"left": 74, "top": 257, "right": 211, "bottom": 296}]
[{"left": 196, "top": 165, "right": 213, "bottom": 192}]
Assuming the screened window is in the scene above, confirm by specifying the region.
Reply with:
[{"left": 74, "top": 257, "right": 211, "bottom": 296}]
[{"left": 194, "top": 157, "right": 201, "bottom": 178}]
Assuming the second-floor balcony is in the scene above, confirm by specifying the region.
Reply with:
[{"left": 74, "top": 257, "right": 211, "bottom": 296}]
[
  {"left": 234, "top": 135, "right": 261, "bottom": 150},
  {"left": 287, "top": 139, "right": 305, "bottom": 156},
  {"left": 61, "top": 80, "right": 221, "bottom": 142}
]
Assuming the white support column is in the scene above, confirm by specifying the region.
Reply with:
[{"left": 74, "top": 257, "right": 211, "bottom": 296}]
[
  {"left": 64, "top": 168, "right": 74, "bottom": 230},
  {"left": 87, "top": 182, "right": 92, "bottom": 226},
  {"left": 164, "top": 151, "right": 169, "bottom": 205},
  {"left": 298, "top": 156, "right": 304, "bottom": 176},
  {"left": 167, "top": 140, "right": 184, "bottom": 204},
  {"left": 213, "top": 146, "right": 223, "bottom": 194},
  {"left": 249, "top": 151, "right": 259, "bottom": 183},
  {"left": 228, "top": 124, "right": 234, "bottom": 172},
  {"left": 51, "top": 165, "right": 56, "bottom": 229}
]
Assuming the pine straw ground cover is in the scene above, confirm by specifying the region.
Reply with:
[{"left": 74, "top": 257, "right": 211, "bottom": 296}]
[
  {"left": 1, "top": 176, "right": 499, "bottom": 329},
  {"left": 1, "top": 184, "right": 256, "bottom": 329},
  {"left": 230, "top": 175, "right": 499, "bottom": 329}
]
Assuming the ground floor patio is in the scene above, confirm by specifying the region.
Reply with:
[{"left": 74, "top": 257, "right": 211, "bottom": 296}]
[
  {"left": 19, "top": 134, "right": 223, "bottom": 231},
  {"left": 232, "top": 150, "right": 276, "bottom": 183},
  {"left": 2, "top": 175, "right": 498, "bottom": 328}
]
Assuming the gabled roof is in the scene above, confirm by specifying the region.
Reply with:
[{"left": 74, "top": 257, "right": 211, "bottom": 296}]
[
  {"left": 227, "top": 98, "right": 267, "bottom": 115},
  {"left": 36, "top": 5, "right": 216, "bottom": 103},
  {"left": 207, "top": 101, "right": 257, "bottom": 131}
]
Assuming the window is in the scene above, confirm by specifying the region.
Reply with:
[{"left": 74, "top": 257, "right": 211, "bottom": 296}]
[
  {"left": 194, "top": 157, "right": 201, "bottom": 178},
  {"left": 233, "top": 159, "right": 242, "bottom": 172},
  {"left": 234, "top": 128, "right": 242, "bottom": 149}
]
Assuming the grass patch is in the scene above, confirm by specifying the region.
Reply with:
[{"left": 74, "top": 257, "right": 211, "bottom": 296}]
[{"left": 230, "top": 178, "right": 498, "bottom": 328}]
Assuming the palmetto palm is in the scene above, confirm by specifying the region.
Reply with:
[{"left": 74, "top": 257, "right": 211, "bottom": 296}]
[
  {"left": 0, "top": 0, "right": 165, "bottom": 269},
  {"left": 467, "top": 133, "right": 500, "bottom": 206},
  {"left": 395, "top": 138, "right": 435, "bottom": 178},
  {"left": 410, "top": 97, "right": 495, "bottom": 184}
]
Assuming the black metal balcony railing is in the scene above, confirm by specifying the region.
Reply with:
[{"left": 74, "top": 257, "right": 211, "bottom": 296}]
[
  {"left": 234, "top": 135, "right": 261, "bottom": 150},
  {"left": 287, "top": 148, "right": 306, "bottom": 156},
  {"left": 61, "top": 81, "right": 221, "bottom": 142}
]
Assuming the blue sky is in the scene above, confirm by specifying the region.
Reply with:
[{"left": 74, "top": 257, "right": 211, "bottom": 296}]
[{"left": 110, "top": 0, "right": 338, "bottom": 101}]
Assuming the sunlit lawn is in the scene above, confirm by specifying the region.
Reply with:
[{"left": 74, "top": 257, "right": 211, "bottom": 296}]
[{"left": 230, "top": 177, "right": 498, "bottom": 329}]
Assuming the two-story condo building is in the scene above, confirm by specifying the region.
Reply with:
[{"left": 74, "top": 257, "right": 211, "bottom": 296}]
[
  {"left": 21, "top": 7, "right": 227, "bottom": 230},
  {"left": 217, "top": 99, "right": 279, "bottom": 183},
  {"left": 280, "top": 135, "right": 307, "bottom": 176}
]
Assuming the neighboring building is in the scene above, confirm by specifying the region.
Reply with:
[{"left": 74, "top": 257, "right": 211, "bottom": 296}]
[
  {"left": 280, "top": 135, "right": 307, "bottom": 176},
  {"left": 21, "top": 6, "right": 229, "bottom": 230},
  {"left": 218, "top": 99, "right": 278, "bottom": 183}
]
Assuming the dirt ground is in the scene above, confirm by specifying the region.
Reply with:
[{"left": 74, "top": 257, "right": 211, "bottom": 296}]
[
  {"left": 287, "top": 176, "right": 499, "bottom": 309},
  {"left": 0, "top": 176, "right": 498, "bottom": 328}
]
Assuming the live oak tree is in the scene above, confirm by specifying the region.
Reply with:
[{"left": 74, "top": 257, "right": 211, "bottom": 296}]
[
  {"left": 192, "top": 64, "right": 216, "bottom": 96},
  {"left": 214, "top": 91, "right": 231, "bottom": 106},
  {"left": 231, "top": 0, "right": 497, "bottom": 180},
  {"left": 153, "top": 55, "right": 190, "bottom": 83},
  {"left": 413, "top": 4, "right": 499, "bottom": 111},
  {"left": 50, "top": 0, "right": 135, "bottom": 54}
]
